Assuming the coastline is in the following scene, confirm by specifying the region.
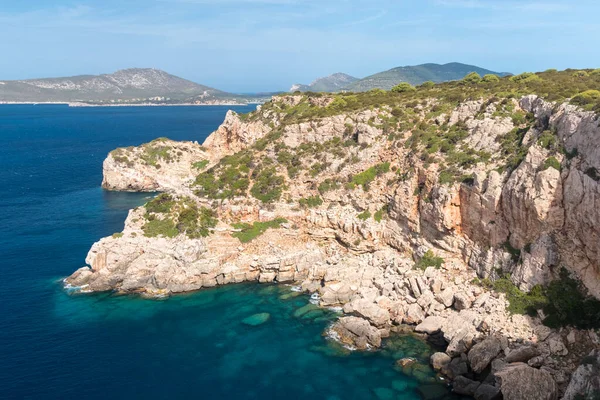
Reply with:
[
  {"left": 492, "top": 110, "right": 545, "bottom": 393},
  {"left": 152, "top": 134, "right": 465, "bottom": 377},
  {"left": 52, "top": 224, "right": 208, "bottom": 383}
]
[{"left": 0, "top": 101, "right": 262, "bottom": 107}]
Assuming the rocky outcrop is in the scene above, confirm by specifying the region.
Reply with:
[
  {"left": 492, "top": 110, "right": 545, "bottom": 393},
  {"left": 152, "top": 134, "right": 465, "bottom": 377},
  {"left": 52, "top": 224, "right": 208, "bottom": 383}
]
[
  {"left": 102, "top": 139, "right": 207, "bottom": 192},
  {"left": 563, "top": 350, "right": 600, "bottom": 400},
  {"left": 68, "top": 92, "right": 600, "bottom": 399},
  {"left": 202, "top": 110, "right": 271, "bottom": 159}
]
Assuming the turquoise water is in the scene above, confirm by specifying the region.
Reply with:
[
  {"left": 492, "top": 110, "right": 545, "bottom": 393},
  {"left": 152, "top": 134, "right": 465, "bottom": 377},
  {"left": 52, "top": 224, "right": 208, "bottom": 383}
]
[{"left": 0, "top": 105, "right": 459, "bottom": 399}]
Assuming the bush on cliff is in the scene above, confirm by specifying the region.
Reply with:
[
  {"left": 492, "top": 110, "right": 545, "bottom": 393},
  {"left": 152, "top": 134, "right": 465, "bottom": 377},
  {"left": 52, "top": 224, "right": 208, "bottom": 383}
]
[
  {"left": 298, "top": 195, "right": 323, "bottom": 208},
  {"left": 415, "top": 250, "right": 444, "bottom": 270},
  {"left": 145, "top": 193, "right": 175, "bottom": 214},
  {"left": 542, "top": 269, "right": 600, "bottom": 329},
  {"left": 349, "top": 162, "right": 390, "bottom": 190},
  {"left": 250, "top": 166, "right": 285, "bottom": 203},
  {"left": 231, "top": 218, "right": 288, "bottom": 243}
]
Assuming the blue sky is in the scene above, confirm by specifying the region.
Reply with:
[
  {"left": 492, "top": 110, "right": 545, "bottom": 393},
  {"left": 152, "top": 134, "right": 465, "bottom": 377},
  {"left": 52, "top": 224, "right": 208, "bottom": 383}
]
[{"left": 0, "top": 0, "right": 598, "bottom": 92}]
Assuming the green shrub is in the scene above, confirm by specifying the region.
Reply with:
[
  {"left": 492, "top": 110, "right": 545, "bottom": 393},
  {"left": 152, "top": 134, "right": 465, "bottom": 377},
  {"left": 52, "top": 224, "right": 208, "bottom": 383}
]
[
  {"left": 542, "top": 268, "right": 600, "bottom": 329},
  {"left": 463, "top": 72, "right": 482, "bottom": 84},
  {"left": 112, "top": 232, "right": 124, "bottom": 238},
  {"left": 143, "top": 218, "right": 179, "bottom": 238},
  {"left": 318, "top": 179, "right": 340, "bottom": 194},
  {"left": 537, "top": 130, "right": 557, "bottom": 150},
  {"left": 493, "top": 276, "right": 548, "bottom": 316},
  {"left": 510, "top": 72, "right": 542, "bottom": 84},
  {"left": 357, "top": 210, "right": 371, "bottom": 220},
  {"left": 231, "top": 218, "right": 287, "bottom": 243},
  {"left": 250, "top": 166, "right": 285, "bottom": 203},
  {"left": 374, "top": 206, "right": 387, "bottom": 222},
  {"left": 497, "top": 127, "right": 529, "bottom": 172},
  {"left": 438, "top": 170, "right": 455, "bottom": 185},
  {"left": 571, "top": 90, "right": 600, "bottom": 110},
  {"left": 415, "top": 250, "right": 444, "bottom": 270},
  {"left": 176, "top": 204, "right": 217, "bottom": 238},
  {"left": 140, "top": 142, "right": 173, "bottom": 168},
  {"left": 572, "top": 70, "right": 589, "bottom": 78},
  {"left": 192, "top": 160, "right": 209, "bottom": 169},
  {"left": 194, "top": 151, "right": 252, "bottom": 199},
  {"left": 145, "top": 193, "right": 175, "bottom": 214},
  {"left": 391, "top": 82, "right": 416, "bottom": 93},
  {"left": 298, "top": 195, "right": 323, "bottom": 208},
  {"left": 351, "top": 162, "right": 390, "bottom": 190},
  {"left": 503, "top": 241, "right": 522, "bottom": 262},
  {"left": 542, "top": 156, "right": 561, "bottom": 171},
  {"left": 482, "top": 74, "right": 500, "bottom": 83},
  {"left": 420, "top": 81, "right": 435, "bottom": 89}
]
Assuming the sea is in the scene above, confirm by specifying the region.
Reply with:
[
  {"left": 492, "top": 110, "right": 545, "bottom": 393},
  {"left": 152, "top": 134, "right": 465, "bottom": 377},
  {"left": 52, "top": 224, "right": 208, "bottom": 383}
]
[{"left": 0, "top": 104, "right": 462, "bottom": 399}]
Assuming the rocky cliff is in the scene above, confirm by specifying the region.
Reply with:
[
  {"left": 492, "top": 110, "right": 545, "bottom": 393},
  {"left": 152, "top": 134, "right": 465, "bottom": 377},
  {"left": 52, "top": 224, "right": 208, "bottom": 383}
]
[{"left": 66, "top": 71, "right": 600, "bottom": 399}]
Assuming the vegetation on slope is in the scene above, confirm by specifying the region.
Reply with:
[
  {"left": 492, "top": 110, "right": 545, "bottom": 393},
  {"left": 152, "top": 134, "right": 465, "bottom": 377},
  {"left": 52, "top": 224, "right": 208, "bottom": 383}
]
[
  {"left": 142, "top": 194, "right": 217, "bottom": 238},
  {"left": 474, "top": 268, "right": 600, "bottom": 329},
  {"left": 231, "top": 218, "right": 288, "bottom": 243}
]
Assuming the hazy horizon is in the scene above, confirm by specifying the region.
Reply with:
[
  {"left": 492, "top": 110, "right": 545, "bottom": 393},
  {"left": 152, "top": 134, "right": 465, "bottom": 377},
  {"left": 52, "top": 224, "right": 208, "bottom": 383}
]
[{"left": 2, "top": 0, "right": 599, "bottom": 92}]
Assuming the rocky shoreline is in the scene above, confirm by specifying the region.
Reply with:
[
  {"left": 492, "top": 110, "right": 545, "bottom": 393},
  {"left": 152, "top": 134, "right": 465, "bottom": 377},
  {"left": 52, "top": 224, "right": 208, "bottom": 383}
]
[{"left": 66, "top": 88, "right": 600, "bottom": 399}]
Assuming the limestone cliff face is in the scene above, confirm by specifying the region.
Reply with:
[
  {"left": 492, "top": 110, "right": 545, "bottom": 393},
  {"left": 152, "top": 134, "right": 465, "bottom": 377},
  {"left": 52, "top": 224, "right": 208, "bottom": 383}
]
[
  {"left": 68, "top": 92, "right": 600, "bottom": 398},
  {"left": 96, "top": 94, "right": 600, "bottom": 298}
]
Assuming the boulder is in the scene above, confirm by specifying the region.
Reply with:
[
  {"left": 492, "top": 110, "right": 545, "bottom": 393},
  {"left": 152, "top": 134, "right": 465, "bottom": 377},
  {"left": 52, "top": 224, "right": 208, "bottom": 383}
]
[
  {"left": 468, "top": 336, "right": 503, "bottom": 373},
  {"left": 453, "top": 376, "right": 481, "bottom": 396},
  {"left": 330, "top": 316, "right": 382, "bottom": 349},
  {"left": 435, "top": 287, "right": 455, "bottom": 308},
  {"left": 351, "top": 299, "right": 391, "bottom": 327},
  {"left": 563, "top": 350, "right": 600, "bottom": 400},
  {"left": 505, "top": 345, "right": 539, "bottom": 363},
  {"left": 454, "top": 292, "right": 472, "bottom": 310},
  {"left": 404, "top": 303, "right": 425, "bottom": 324},
  {"left": 447, "top": 356, "right": 469, "bottom": 379},
  {"left": 495, "top": 363, "right": 558, "bottom": 400},
  {"left": 415, "top": 316, "right": 444, "bottom": 334},
  {"left": 474, "top": 383, "right": 501, "bottom": 400},
  {"left": 430, "top": 352, "right": 451, "bottom": 372}
]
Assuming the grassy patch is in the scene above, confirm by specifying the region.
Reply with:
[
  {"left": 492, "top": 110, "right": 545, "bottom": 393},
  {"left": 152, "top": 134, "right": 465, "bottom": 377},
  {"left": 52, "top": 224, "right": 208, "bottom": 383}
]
[
  {"left": 143, "top": 218, "right": 179, "bottom": 238},
  {"left": 231, "top": 218, "right": 288, "bottom": 243}
]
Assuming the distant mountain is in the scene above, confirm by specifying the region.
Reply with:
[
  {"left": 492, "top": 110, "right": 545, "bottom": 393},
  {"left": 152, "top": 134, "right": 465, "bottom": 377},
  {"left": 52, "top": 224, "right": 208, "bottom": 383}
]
[
  {"left": 0, "top": 68, "right": 262, "bottom": 105},
  {"left": 290, "top": 73, "right": 359, "bottom": 93},
  {"left": 344, "top": 63, "right": 510, "bottom": 92}
]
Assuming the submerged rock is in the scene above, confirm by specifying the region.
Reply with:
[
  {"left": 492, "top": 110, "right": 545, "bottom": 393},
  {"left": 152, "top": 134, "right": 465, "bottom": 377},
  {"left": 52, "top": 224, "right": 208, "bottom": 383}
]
[{"left": 242, "top": 313, "right": 271, "bottom": 326}]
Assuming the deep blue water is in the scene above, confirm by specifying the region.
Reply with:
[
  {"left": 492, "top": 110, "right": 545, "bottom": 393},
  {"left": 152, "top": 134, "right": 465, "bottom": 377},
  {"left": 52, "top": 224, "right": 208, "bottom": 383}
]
[{"left": 0, "top": 105, "right": 457, "bottom": 399}]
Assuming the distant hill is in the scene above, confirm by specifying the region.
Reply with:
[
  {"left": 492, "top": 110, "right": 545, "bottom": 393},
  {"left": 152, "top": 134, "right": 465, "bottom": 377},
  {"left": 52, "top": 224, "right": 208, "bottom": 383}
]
[
  {"left": 0, "top": 68, "right": 263, "bottom": 105},
  {"left": 290, "top": 73, "right": 359, "bottom": 93},
  {"left": 344, "top": 63, "right": 510, "bottom": 92}
]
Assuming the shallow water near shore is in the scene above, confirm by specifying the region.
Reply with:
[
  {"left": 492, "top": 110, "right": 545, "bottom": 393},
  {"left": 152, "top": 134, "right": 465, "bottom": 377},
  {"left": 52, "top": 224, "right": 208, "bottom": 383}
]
[{"left": 0, "top": 104, "right": 461, "bottom": 399}]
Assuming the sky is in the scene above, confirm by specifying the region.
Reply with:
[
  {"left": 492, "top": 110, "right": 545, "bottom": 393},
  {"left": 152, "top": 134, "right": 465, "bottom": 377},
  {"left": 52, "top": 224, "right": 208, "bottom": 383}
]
[{"left": 0, "top": 0, "right": 598, "bottom": 92}]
